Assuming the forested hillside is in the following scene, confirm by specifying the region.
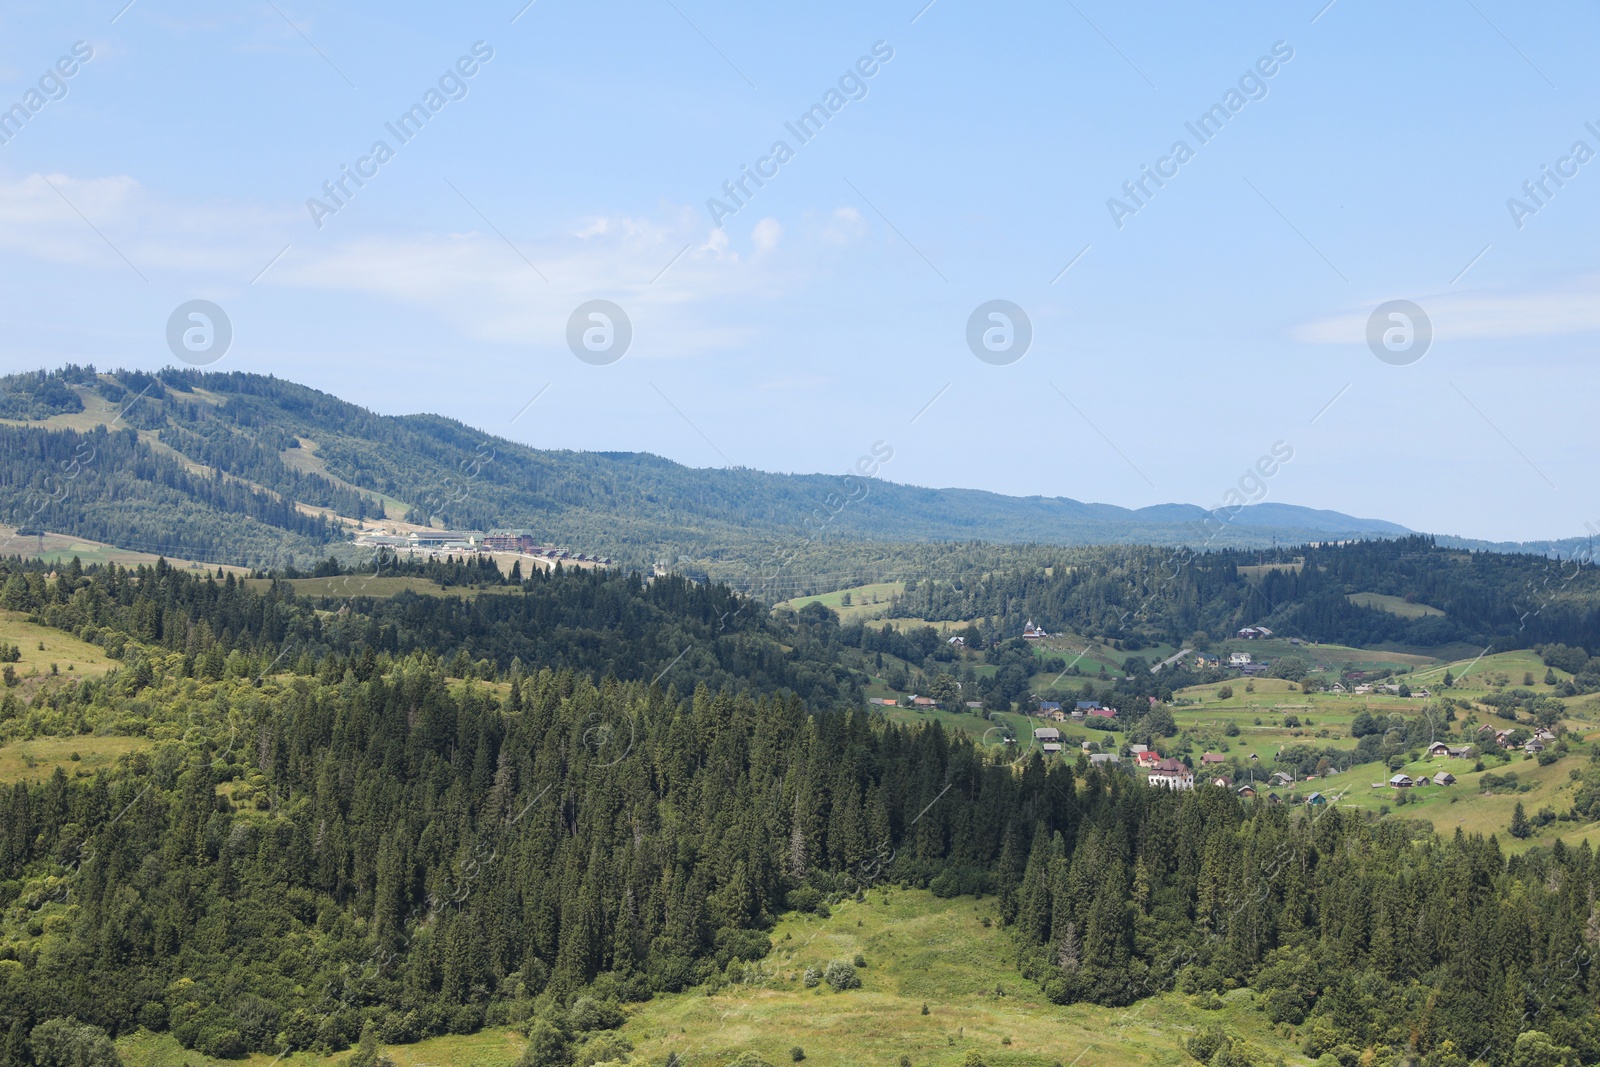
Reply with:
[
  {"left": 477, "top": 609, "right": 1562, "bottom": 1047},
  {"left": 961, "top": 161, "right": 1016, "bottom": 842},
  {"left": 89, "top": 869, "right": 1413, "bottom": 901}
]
[
  {"left": 887, "top": 537, "right": 1600, "bottom": 653},
  {"left": 0, "top": 554, "right": 1599, "bottom": 1067},
  {"left": 0, "top": 366, "right": 1413, "bottom": 570}
]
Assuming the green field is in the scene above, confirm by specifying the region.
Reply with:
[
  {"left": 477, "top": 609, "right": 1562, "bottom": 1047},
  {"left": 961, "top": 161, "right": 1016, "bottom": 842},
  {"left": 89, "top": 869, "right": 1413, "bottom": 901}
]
[
  {"left": 0, "top": 526, "right": 249, "bottom": 575},
  {"left": 0, "top": 735, "right": 148, "bottom": 784},
  {"left": 0, "top": 609, "right": 114, "bottom": 679},
  {"left": 1346, "top": 591, "right": 1444, "bottom": 618},
  {"left": 242, "top": 576, "right": 524, "bottom": 599},
  {"left": 780, "top": 582, "right": 906, "bottom": 623},
  {"left": 116, "top": 891, "right": 1309, "bottom": 1067}
]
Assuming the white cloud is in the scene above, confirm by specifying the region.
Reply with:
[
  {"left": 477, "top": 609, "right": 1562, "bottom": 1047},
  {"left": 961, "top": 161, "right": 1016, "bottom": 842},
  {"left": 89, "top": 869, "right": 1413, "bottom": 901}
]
[
  {"left": 0, "top": 172, "right": 866, "bottom": 358},
  {"left": 819, "top": 206, "right": 865, "bottom": 245},
  {"left": 1294, "top": 276, "right": 1600, "bottom": 344},
  {"left": 751, "top": 217, "right": 781, "bottom": 252}
]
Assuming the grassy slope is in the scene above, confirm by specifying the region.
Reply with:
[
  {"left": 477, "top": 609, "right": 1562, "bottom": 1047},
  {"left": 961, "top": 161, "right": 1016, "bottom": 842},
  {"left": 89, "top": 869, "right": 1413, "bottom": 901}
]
[
  {"left": 0, "top": 526, "right": 251, "bottom": 575},
  {"left": 1346, "top": 592, "right": 1444, "bottom": 618},
  {"left": 1166, "top": 650, "right": 1600, "bottom": 850},
  {"left": 780, "top": 583, "right": 906, "bottom": 624},
  {"left": 117, "top": 892, "right": 1311, "bottom": 1067}
]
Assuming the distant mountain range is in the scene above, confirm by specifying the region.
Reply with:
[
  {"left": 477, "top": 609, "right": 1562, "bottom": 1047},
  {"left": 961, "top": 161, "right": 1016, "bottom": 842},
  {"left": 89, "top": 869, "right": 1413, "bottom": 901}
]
[{"left": 0, "top": 365, "right": 1584, "bottom": 570}]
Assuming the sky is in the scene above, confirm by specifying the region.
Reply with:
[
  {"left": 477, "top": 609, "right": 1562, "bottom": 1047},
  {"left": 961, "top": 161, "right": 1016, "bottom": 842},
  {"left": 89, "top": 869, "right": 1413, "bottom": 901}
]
[{"left": 0, "top": 0, "right": 1595, "bottom": 542}]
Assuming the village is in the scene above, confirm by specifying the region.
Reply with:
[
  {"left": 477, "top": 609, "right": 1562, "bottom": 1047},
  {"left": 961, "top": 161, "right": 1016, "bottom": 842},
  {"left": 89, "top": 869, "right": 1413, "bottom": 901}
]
[
  {"left": 351, "top": 527, "right": 618, "bottom": 571},
  {"left": 859, "top": 616, "right": 1580, "bottom": 815}
]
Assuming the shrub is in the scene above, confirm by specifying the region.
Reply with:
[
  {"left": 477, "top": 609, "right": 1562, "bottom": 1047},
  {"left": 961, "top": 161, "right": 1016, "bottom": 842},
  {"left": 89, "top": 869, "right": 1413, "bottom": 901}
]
[
  {"left": 567, "top": 998, "right": 623, "bottom": 1033},
  {"left": 824, "top": 960, "right": 861, "bottom": 991},
  {"left": 802, "top": 967, "right": 821, "bottom": 988},
  {"left": 29, "top": 1019, "right": 124, "bottom": 1067},
  {"left": 517, "top": 1020, "right": 572, "bottom": 1067},
  {"left": 348, "top": 1023, "right": 396, "bottom": 1067},
  {"left": 853, "top": 953, "right": 866, "bottom": 968},
  {"left": 789, "top": 1048, "right": 805, "bottom": 1062},
  {"left": 574, "top": 1033, "right": 633, "bottom": 1067}
]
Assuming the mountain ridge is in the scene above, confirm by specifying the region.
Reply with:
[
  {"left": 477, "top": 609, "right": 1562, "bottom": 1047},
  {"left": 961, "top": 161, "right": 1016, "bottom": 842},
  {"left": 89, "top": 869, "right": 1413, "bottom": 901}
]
[{"left": 0, "top": 365, "right": 1583, "bottom": 570}]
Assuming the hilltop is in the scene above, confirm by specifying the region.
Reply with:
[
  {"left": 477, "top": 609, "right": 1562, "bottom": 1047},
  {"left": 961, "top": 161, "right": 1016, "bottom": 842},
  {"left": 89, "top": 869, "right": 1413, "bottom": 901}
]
[{"left": 0, "top": 365, "right": 1413, "bottom": 570}]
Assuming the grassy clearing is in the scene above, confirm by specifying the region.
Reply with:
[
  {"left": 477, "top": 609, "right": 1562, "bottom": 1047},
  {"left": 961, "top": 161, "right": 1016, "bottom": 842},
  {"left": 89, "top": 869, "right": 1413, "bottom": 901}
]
[
  {"left": 1346, "top": 592, "right": 1444, "bottom": 618},
  {"left": 280, "top": 437, "right": 412, "bottom": 520},
  {"left": 242, "top": 577, "right": 525, "bottom": 599},
  {"left": 0, "top": 526, "right": 248, "bottom": 575},
  {"left": 114, "top": 892, "right": 1311, "bottom": 1067},
  {"left": 779, "top": 583, "right": 905, "bottom": 624},
  {"left": 0, "top": 610, "right": 114, "bottom": 678},
  {"left": 617, "top": 891, "right": 1304, "bottom": 1067},
  {"left": 0, "top": 735, "right": 147, "bottom": 784},
  {"left": 1236, "top": 562, "right": 1303, "bottom": 579},
  {"left": 1215, "top": 638, "right": 1437, "bottom": 673}
]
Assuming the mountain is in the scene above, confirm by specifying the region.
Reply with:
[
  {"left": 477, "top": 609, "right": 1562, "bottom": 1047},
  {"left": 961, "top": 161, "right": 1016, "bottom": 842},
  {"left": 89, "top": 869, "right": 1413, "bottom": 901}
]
[{"left": 2, "top": 365, "right": 1412, "bottom": 570}]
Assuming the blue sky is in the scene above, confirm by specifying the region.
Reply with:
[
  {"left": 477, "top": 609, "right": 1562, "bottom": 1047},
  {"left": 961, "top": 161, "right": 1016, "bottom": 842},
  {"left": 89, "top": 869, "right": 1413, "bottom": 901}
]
[{"left": 0, "top": 0, "right": 1595, "bottom": 541}]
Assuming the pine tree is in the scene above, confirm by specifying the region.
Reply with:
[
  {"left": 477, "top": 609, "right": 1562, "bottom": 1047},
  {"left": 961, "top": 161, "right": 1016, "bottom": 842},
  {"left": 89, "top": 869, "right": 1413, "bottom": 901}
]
[{"left": 1510, "top": 802, "right": 1531, "bottom": 839}]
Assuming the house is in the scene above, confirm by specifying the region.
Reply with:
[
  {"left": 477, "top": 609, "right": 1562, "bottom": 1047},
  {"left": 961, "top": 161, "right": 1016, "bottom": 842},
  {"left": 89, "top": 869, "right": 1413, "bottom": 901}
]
[
  {"left": 1238, "top": 626, "right": 1274, "bottom": 640},
  {"left": 869, "top": 697, "right": 898, "bottom": 706},
  {"left": 1426, "top": 741, "right": 1473, "bottom": 759},
  {"left": 1201, "top": 752, "right": 1227, "bottom": 766},
  {"left": 1033, "top": 727, "right": 1062, "bottom": 743},
  {"left": 1038, "top": 700, "right": 1062, "bottom": 715},
  {"left": 1270, "top": 771, "right": 1294, "bottom": 786},
  {"left": 1041, "top": 743, "right": 1063, "bottom": 754},
  {"left": 1432, "top": 771, "right": 1456, "bottom": 786},
  {"left": 1229, "top": 652, "right": 1253, "bottom": 667},
  {"left": 1248, "top": 753, "right": 1260, "bottom": 761},
  {"left": 1128, "top": 744, "right": 1149, "bottom": 755},
  {"left": 1353, "top": 685, "right": 1373, "bottom": 695},
  {"left": 1388, "top": 774, "right": 1414, "bottom": 788},
  {"left": 1525, "top": 740, "right": 1546, "bottom": 754},
  {"left": 966, "top": 701, "right": 984, "bottom": 710},
  {"left": 1088, "top": 707, "right": 1117, "bottom": 720},
  {"left": 1237, "top": 783, "right": 1258, "bottom": 798},
  {"left": 1266, "top": 791, "right": 1283, "bottom": 803},
  {"left": 1135, "top": 750, "right": 1161, "bottom": 768},
  {"left": 1241, "top": 663, "right": 1268, "bottom": 676},
  {"left": 1328, "top": 683, "right": 1347, "bottom": 693},
  {"left": 1022, "top": 621, "right": 1049, "bottom": 640},
  {"left": 1211, "top": 775, "right": 1232, "bottom": 788},
  {"left": 1089, "top": 752, "right": 1120, "bottom": 765},
  {"left": 1305, "top": 791, "right": 1327, "bottom": 806},
  {"left": 1414, "top": 688, "right": 1433, "bottom": 698},
  {"left": 1477, "top": 723, "right": 1497, "bottom": 735},
  {"left": 911, "top": 696, "right": 937, "bottom": 708},
  {"left": 1148, "top": 757, "right": 1195, "bottom": 790},
  {"left": 947, "top": 635, "right": 965, "bottom": 647},
  {"left": 1076, "top": 700, "right": 1103, "bottom": 712},
  {"left": 1536, "top": 728, "right": 1557, "bottom": 742}
]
